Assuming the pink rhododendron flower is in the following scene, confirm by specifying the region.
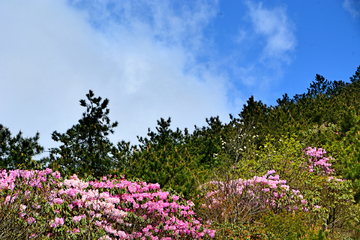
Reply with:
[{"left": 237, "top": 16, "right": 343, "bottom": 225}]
[
  {"left": 50, "top": 217, "right": 65, "bottom": 228},
  {"left": 27, "top": 217, "right": 36, "bottom": 224},
  {"left": 0, "top": 169, "right": 215, "bottom": 239}
]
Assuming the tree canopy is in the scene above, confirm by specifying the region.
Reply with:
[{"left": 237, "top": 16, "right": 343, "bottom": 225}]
[
  {"left": 46, "top": 90, "right": 118, "bottom": 178},
  {"left": 0, "top": 124, "right": 44, "bottom": 170}
]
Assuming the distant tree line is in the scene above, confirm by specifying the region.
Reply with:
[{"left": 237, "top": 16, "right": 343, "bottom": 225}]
[{"left": 1, "top": 65, "right": 360, "bottom": 201}]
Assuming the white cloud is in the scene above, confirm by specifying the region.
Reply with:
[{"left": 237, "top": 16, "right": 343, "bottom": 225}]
[
  {"left": 245, "top": 1, "right": 296, "bottom": 63},
  {"left": 343, "top": 0, "right": 360, "bottom": 19},
  {"left": 230, "top": 1, "right": 296, "bottom": 97},
  {"left": 0, "top": 0, "right": 231, "bottom": 156}
]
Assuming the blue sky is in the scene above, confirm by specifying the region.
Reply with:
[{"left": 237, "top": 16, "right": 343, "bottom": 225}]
[{"left": 0, "top": 0, "right": 359, "bottom": 156}]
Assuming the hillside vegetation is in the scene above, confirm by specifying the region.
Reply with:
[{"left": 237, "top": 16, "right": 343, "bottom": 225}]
[{"left": 1, "top": 65, "right": 360, "bottom": 239}]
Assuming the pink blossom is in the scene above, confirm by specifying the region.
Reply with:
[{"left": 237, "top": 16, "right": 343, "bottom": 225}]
[
  {"left": 50, "top": 217, "right": 65, "bottom": 228},
  {"left": 72, "top": 214, "right": 86, "bottom": 223},
  {"left": 27, "top": 217, "right": 36, "bottom": 224},
  {"left": 0, "top": 169, "right": 216, "bottom": 239}
]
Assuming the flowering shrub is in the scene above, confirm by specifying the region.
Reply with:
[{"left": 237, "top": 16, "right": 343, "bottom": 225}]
[
  {"left": 299, "top": 147, "right": 359, "bottom": 237},
  {"left": 0, "top": 169, "right": 215, "bottom": 239},
  {"left": 199, "top": 133, "right": 360, "bottom": 239},
  {"left": 303, "top": 147, "right": 334, "bottom": 175},
  {"left": 198, "top": 170, "right": 307, "bottom": 225}
]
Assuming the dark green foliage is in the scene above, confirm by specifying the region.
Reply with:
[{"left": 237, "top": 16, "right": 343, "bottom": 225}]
[
  {"left": 114, "top": 117, "right": 206, "bottom": 199},
  {"left": 239, "top": 66, "right": 360, "bottom": 182},
  {"left": 137, "top": 117, "right": 185, "bottom": 150},
  {"left": 258, "top": 72, "right": 351, "bottom": 141},
  {"left": 306, "top": 74, "right": 347, "bottom": 99},
  {"left": 188, "top": 116, "right": 225, "bottom": 168},
  {"left": 336, "top": 114, "right": 360, "bottom": 201},
  {"left": 0, "top": 124, "right": 44, "bottom": 170},
  {"left": 350, "top": 65, "right": 360, "bottom": 83},
  {"left": 46, "top": 90, "right": 118, "bottom": 179},
  {"left": 239, "top": 96, "right": 268, "bottom": 132}
]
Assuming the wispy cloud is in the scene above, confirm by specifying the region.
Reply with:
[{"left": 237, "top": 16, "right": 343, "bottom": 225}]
[
  {"left": 343, "top": 0, "right": 360, "bottom": 19},
  {"left": 245, "top": 1, "right": 296, "bottom": 63},
  {"left": 230, "top": 1, "right": 296, "bottom": 104},
  {"left": 0, "top": 0, "right": 231, "bottom": 152}
]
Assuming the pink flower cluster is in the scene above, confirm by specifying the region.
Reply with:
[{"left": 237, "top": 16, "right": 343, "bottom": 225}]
[
  {"left": 50, "top": 217, "right": 65, "bottom": 228},
  {"left": 0, "top": 168, "right": 61, "bottom": 191},
  {"left": 201, "top": 170, "right": 307, "bottom": 220},
  {"left": 304, "top": 147, "right": 334, "bottom": 175},
  {"left": 0, "top": 169, "right": 215, "bottom": 239}
]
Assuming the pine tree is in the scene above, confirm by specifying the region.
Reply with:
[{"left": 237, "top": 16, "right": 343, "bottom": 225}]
[
  {"left": 47, "top": 90, "right": 118, "bottom": 179},
  {"left": 189, "top": 116, "right": 227, "bottom": 168},
  {"left": 0, "top": 124, "right": 44, "bottom": 170},
  {"left": 116, "top": 117, "right": 205, "bottom": 199}
]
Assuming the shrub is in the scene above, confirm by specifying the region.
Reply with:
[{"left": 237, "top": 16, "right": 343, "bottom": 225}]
[
  {"left": 198, "top": 135, "right": 360, "bottom": 239},
  {"left": 0, "top": 168, "right": 215, "bottom": 239},
  {"left": 197, "top": 170, "right": 307, "bottom": 226}
]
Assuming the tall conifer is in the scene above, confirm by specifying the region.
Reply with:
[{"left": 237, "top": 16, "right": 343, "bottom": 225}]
[{"left": 48, "top": 90, "right": 118, "bottom": 178}]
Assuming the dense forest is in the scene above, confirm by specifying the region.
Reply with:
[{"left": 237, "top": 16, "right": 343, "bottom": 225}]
[{"left": 1, "top": 65, "right": 360, "bottom": 239}]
